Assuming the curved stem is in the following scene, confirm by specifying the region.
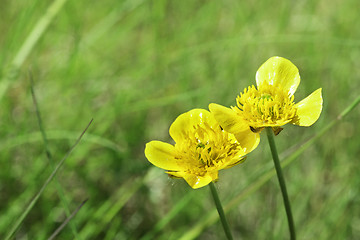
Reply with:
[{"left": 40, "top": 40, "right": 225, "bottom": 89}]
[
  {"left": 209, "top": 182, "right": 233, "bottom": 240},
  {"left": 265, "top": 127, "right": 296, "bottom": 240}
]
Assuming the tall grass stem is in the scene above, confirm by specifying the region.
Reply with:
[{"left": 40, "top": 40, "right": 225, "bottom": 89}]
[
  {"left": 48, "top": 199, "right": 88, "bottom": 240},
  {"left": 4, "top": 119, "right": 93, "bottom": 240},
  {"left": 30, "top": 73, "right": 81, "bottom": 239}
]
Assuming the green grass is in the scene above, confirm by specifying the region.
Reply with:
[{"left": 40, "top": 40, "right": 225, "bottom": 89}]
[{"left": 1, "top": 0, "right": 360, "bottom": 239}]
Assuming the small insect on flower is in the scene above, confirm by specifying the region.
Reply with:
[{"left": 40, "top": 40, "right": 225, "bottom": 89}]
[
  {"left": 145, "top": 109, "right": 260, "bottom": 189},
  {"left": 209, "top": 56, "right": 323, "bottom": 135}
]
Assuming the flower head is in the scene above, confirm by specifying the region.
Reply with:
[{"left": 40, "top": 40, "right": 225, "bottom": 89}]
[
  {"left": 145, "top": 109, "right": 259, "bottom": 189},
  {"left": 209, "top": 56, "right": 323, "bottom": 135}
]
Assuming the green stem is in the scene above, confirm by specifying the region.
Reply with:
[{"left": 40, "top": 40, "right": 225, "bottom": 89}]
[
  {"left": 30, "top": 74, "right": 80, "bottom": 239},
  {"left": 265, "top": 127, "right": 296, "bottom": 240},
  {"left": 209, "top": 182, "right": 233, "bottom": 240},
  {"left": 4, "top": 119, "right": 93, "bottom": 240}
]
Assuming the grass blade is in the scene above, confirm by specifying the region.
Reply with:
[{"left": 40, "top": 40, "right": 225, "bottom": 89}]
[
  {"left": 0, "top": 130, "right": 125, "bottom": 153},
  {"left": 140, "top": 192, "right": 194, "bottom": 240},
  {"left": 80, "top": 0, "right": 146, "bottom": 49},
  {"left": 4, "top": 119, "right": 93, "bottom": 240},
  {"left": 0, "top": 0, "right": 69, "bottom": 101},
  {"left": 78, "top": 176, "right": 144, "bottom": 239},
  {"left": 29, "top": 71, "right": 81, "bottom": 239},
  {"left": 48, "top": 199, "right": 89, "bottom": 240}
]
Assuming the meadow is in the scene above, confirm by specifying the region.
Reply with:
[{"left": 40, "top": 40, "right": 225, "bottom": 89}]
[{"left": 0, "top": 0, "right": 360, "bottom": 239}]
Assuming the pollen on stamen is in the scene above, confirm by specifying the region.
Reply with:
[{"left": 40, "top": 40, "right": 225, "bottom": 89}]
[
  {"left": 235, "top": 83, "right": 297, "bottom": 128},
  {"left": 172, "top": 118, "right": 247, "bottom": 179}
]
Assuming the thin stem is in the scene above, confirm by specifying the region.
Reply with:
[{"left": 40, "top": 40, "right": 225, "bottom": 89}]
[
  {"left": 48, "top": 198, "right": 89, "bottom": 240},
  {"left": 265, "top": 127, "right": 296, "bottom": 240},
  {"left": 209, "top": 182, "right": 233, "bottom": 240},
  {"left": 4, "top": 119, "right": 93, "bottom": 240},
  {"left": 30, "top": 72, "right": 80, "bottom": 239}
]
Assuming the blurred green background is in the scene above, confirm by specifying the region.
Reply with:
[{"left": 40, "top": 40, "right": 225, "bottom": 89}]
[{"left": 1, "top": 0, "right": 360, "bottom": 239}]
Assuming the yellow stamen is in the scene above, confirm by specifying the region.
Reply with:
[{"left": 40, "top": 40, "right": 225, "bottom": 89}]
[
  {"left": 174, "top": 122, "right": 243, "bottom": 176},
  {"left": 235, "top": 83, "right": 297, "bottom": 129}
]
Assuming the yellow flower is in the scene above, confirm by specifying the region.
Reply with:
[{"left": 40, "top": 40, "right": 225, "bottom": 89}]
[
  {"left": 209, "top": 56, "right": 323, "bottom": 135},
  {"left": 145, "top": 109, "right": 260, "bottom": 189}
]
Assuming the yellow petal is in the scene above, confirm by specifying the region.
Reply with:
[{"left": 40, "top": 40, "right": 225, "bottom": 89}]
[
  {"left": 222, "top": 156, "right": 246, "bottom": 169},
  {"left": 169, "top": 109, "right": 217, "bottom": 143},
  {"left": 234, "top": 128, "right": 260, "bottom": 154},
  {"left": 208, "top": 103, "right": 249, "bottom": 134},
  {"left": 293, "top": 88, "right": 323, "bottom": 126},
  {"left": 145, "top": 141, "right": 182, "bottom": 171},
  {"left": 168, "top": 171, "right": 215, "bottom": 189},
  {"left": 256, "top": 56, "right": 300, "bottom": 96}
]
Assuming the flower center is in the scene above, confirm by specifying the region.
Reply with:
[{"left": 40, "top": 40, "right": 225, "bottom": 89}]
[
  {"left": 235, "top": 83, "right": 297, "bottom": 128},
  {"left": 174, "top": 122, "right": 243, "bottom": 175}
]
